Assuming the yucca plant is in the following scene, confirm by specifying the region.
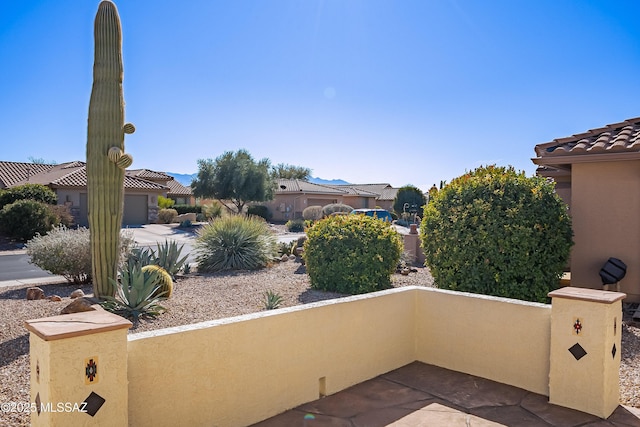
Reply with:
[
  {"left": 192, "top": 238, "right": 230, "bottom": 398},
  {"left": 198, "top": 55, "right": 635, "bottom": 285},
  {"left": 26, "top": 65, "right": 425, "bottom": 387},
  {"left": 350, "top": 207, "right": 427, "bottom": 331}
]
[
  {"left": 195, "top": 215, "right": 277, "bottom": 272},
  {"left": 155, "top": 239, "right": 188, "bottom": 278},
  {"left": 102, "top": 263, "right": 166, "bottom": 322},
  {"left": 263, "top": 290, "right": 283, "bottom": 310}
]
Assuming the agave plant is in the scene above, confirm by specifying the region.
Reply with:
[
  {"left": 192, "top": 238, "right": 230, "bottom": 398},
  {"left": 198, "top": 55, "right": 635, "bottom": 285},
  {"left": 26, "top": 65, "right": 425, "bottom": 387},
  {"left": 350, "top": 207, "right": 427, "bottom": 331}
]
[
  {"left": 101, "top": 263, "right": 166, "bottom": 322},
  {"left": 155, "top": 239, "right": 189, "bottom": 279},
  {"left": 263, "top": 290, "right": 283, "bottom": 310}
]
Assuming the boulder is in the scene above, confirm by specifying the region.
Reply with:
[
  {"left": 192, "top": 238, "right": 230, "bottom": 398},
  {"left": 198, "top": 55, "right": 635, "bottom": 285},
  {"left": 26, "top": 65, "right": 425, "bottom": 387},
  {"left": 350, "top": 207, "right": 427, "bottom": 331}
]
[
  {"left": 26, "top": 287, "right": 45, "bottom": 300},
  {"left": 48, "top": 295, "right": 62, "bottom": 302},
  {"left": 281, "top": 254, "right": 289, "bottom": 262},
  {"left": 70, "top": 289, "right": 85, "bottom": 299},
  {"left": 60, "top": 297, "right": 98, "bottom": 315},
  {"left": 175, "top": 213, "right": 196, "bottom": 223}
]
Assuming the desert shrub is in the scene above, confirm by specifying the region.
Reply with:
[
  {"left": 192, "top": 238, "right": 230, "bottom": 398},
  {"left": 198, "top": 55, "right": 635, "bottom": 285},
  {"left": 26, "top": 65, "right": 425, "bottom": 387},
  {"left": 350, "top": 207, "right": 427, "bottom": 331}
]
[
  {"left": 302, "top": 205, "right": 323, "bottom": 221},
  {"left": 195, "top": 215, "right": 277, "bottom": 272},
  {"left": 0, "top": 183, "right": 57, "bottom": 209},
  {"left": 174, "top": 204, "right": 202, "bottom": 214},
  {"left": 321, "top": 203, "right": 353, "bottom": 217},
  {"left": 285, "top": 218, "right": 305, "bottom": 232},
  {"left": 49, "top": 204, "right": 75, "bottom": 227},
  {"left": 0, "top": 200, "right": 59, "bottom": 241},
  {"left": 102, "top": 263, "right": 166, "bottom": 321},
  {"left": 420, "top": 165, "right": 573, "bottom": 303},
  {"left": 247, "top": 204, "right": 272, "bottom": 221},
  {"left": 202, "top": 202, "right": 223, "bottom": 220},
  {"left": 154, "top": 239, "right": 188, "bottom": 278},
  {"left": 304, "top": 214, "right": 402, "bottom": 294},
  {"left": 157, "top": 208, "right": 178, "bottom": 224},
  {"left": 158, "top": 195, "right": 175, "bottom": 209},
  {"left": 27, "top": 226, "right": 136, "bottom": 284}
]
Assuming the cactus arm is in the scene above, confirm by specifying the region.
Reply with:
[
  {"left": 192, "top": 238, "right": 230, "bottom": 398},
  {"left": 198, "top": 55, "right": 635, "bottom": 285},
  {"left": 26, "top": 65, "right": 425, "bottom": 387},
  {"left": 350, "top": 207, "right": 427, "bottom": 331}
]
[{"left": 87, "top": 1, "right": 133, "bottom": 298}]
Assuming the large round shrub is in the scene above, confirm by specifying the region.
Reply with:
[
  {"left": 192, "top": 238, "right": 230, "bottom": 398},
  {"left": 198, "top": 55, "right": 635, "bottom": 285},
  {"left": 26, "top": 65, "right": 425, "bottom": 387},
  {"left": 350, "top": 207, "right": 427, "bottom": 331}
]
[
  {"left": 195, "top": 215, "right": 277, "bottom": 272},
  {"left": 321, "top": 203, "right": 353, "bottom": 217},
  {"left": 0, "top": 183, "right": 57, "bottom": 209},
  {"left": 420, "top": 165, "right": 573, "bottom": 303},
  {"left": 304, "top": 214, "right": 402, "bottom": 294},
  {"left": 0, "top": 199, "right": 59, "bottom": 241}
]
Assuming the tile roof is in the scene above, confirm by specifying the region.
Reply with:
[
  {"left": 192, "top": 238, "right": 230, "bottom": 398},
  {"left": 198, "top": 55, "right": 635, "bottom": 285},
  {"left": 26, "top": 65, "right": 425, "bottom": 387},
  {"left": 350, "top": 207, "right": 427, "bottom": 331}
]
[
  {"left": 534, "top": 117, "right": 640, "bottom": 159},
  {"left": 276, "top": 179, "right": 346, "bottom": 195},
  {"left": 275, "top": 180, "right": 400, "bottom": 201},
  {"left": 0, "top": 161, "right": 55, "bottom": 188},
  {"left": 165, "top": 178, "right": 192, "bottom": 195},
  {"left": 126, "top": 169, "right": 173, "bottom": 181}
]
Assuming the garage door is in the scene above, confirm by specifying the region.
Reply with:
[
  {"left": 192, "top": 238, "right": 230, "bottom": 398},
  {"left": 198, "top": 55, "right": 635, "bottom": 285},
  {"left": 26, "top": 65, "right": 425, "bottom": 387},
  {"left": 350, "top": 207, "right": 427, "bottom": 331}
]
[{"left": 123, "top": 195, "right": 148, "bottom": 226}]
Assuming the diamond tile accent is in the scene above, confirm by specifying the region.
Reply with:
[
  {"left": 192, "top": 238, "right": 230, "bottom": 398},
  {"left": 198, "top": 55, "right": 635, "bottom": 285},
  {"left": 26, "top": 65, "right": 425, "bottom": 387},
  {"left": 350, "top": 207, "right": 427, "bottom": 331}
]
[
  {"left": 612, "top": 344, "right": 617, "bottom": 359},
  {"left": 35, "top": 392, "right": 41, "bottom": 416},
  {"left": 569, "top": 343, "right": 587, "bottom": 361},
  {"left": 83, "top": 392, "right": 105, "bottom": 417}
]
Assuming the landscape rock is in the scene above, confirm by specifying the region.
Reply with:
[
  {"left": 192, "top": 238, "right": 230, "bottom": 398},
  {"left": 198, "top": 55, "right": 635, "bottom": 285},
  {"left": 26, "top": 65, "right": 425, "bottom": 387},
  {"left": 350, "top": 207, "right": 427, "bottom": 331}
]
[
  {"left": 60, "top": 297, "right": 98, "bottom": 315},
  {"left": 70, "top": 289, "right": 85, "bottom": 299},
  {"left": 281, "top": 254, "right": 289, "bottom": 262},
  {"left": 48, "top": 295, "right": 62, "bottom": 302},
  {"left": 26, "top": 287, "right": 45, "bottom": 300},
  {"left": 288, "top": 254, "right": 296, "bottom": 261}
]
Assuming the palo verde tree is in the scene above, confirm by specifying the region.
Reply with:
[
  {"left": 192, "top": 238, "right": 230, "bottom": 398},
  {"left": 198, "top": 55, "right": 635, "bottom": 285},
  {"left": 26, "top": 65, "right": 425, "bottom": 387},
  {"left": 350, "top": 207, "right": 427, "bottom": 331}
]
[
  {"left": 392, "top": 185, "right": 427, "bottom": 216},
  {"left": 270, "top": 163, "right": 312, "bottom": 181},
  {"left": 192, "top": 149, "right": 275, "bottom": 213},
  {"left": 420, "top": 165, "right": 573, "bottom": 303}
]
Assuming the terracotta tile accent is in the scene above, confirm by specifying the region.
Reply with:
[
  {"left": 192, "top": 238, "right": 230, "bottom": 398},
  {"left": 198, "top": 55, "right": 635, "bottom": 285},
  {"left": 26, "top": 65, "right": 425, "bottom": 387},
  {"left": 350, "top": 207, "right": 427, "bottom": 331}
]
[{"left": 24, "top": 309, "right": 131, "bottom": 341}]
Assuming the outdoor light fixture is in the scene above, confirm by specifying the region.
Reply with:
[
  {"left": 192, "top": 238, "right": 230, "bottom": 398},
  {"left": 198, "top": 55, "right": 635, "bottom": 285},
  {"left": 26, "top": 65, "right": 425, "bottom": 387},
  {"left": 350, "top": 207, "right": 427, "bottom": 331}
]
[{"left": 599, "top": 257, "right": 626, "bottom": 290}]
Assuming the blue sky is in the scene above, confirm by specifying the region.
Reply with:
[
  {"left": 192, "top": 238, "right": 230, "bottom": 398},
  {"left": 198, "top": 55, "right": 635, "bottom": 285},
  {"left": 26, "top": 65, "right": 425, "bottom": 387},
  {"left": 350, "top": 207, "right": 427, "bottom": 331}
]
[{"left": 2, "top": 1, "right": 640, "bottom": 191}]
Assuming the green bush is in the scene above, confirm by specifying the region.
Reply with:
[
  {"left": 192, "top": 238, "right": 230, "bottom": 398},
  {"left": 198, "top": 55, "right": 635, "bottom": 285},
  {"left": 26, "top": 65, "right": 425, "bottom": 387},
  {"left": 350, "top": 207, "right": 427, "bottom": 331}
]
[
  {"left": 304, "top": 215, "right": 402, "bottom": 294},
  {"left": 26, "top": 226, "right": 135, "bottom": 284},
  {"left": 285, "top": 218, "right": 305, "bottom": 232},
  {"left": 174, "top": 204, "right": 202, "bottom": 214},
  {"left": 158, "top": 195, "right": 175, "bottom": 209},
  {"left": 420, "top": 165, "right": 573, "bottom": 303},
  {"left": 302, "top": 205, "right": 323, "bottom": 221},
  {"left": 0, "top": 183, "right": 57, "bottom": 209},
  {"left": 157, "top": 208, "right": 178, "bottom": 224},
  {"left": 321, "top": 203, "right": 353, "bottom": 217},
  {"left": 0, "top": 200, "right": 59, "bottom": 241},
  {"left": 195, "top": 215, "right": 277, "bottom": 272},
  {"left": 247, "top": 204, "right": 272, "bottom": 221},
  {"left": 202, "top": 202, "right": 223, "bottom": 220}
]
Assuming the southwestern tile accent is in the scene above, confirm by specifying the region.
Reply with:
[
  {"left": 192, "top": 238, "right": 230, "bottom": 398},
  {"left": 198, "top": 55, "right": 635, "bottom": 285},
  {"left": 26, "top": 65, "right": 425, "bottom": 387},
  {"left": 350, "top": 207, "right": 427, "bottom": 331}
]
[
  {"left": 568, "top": 343, "right": 587, "bottom": 361},
  {"left": 82, "top": 391, "right": 105, "bottom": 417},
  {"left": 573, "top": 318, "right": 583, "bottom": 335}
]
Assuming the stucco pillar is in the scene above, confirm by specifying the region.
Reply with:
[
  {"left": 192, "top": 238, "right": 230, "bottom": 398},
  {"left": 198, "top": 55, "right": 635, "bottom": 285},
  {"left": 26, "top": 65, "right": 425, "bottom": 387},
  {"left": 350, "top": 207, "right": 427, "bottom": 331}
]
[
  {"left": 548, "top": 287, "right": 625, "bottom": 418},
  {"left": 25, "top": 309, "right": 131, "bottom": 426}
]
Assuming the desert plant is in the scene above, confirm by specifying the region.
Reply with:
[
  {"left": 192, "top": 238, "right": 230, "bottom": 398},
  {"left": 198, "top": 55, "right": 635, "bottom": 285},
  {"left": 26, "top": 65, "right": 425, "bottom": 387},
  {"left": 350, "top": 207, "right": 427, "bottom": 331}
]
[
  {"left": 247, "top": 204, "right": 272, "bottom": 221},
  {"left": 154, "top": 239, "right": 188, "bottom": 278},
  {"left": 263, "top": 290, "right": 283, "bottom": 310},
  {"left": 0, "top": 183, "right": 57, "bottom": 209},
  {"left": 302, "top": 205, "right": 323, "bottom": 221},
  {"left": 142, "top": 264, "right": 174, "bottom": 298},
  {"left": 0, "top": 200, "right": 59, "bottom": 241},
  {"left": 158, "top": 195, "right": 175, "bottom": 209},
  {"left": 202, "top": 202, "right": 223, "bottom": 220},
  {"left": 181, "top": 263, "right": 191, "bottom": 274},
  {"left": 49, "top": 204, "right": 75, "bottom": 227},
  {"left": 124, "top": 246, "right": 156, "bottom": 270},
  {"left": 179, "top": 219, "right": 193, "bottom": 228},
  {"left": 420, "top": 165, "right": 573, "bottom": 303},
  {"left": 321, "top": 203, "right": 353, "bottom": 217},
  {"left": 27, "top": 226, "right": 136, "bottom": 284},
  {"left": 195, "top": 215, "right": 277, "bottom": 272},
  {"left": 86, "top": 1, "right": 135, "bottom": 299},
  {"left": 157, "top": 208, "right": 178, "bottom": 224},
  {"left": 102, "top": 263, "right": 166, "bottom": 321},
  {"left": 304, "top": 214, "right": 403, "bottom": 294},
  {"left": 174, "top": 204, "right": 202, "bottom": 214},
  {"left": 285, "top": 218, "right": 305, "bottom": 232},
  {"left": 277, "top": 240, "right": 296, "bottom": 256}
]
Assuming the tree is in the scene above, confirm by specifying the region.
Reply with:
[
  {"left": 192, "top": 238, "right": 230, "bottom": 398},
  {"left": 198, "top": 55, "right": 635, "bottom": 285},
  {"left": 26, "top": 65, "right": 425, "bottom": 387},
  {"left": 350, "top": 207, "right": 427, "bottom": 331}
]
[
  {"left": 271, "top": 163, "right": 312, "bottom": 180},
  {"left": 420, "top": 165, "right": 573, "bottom": 303},
  {"left": 392, "top": 185, "right": 427, "bottom": 216},
  {"left": 192, "top": 149, "right": 275, "bottom": 213}
]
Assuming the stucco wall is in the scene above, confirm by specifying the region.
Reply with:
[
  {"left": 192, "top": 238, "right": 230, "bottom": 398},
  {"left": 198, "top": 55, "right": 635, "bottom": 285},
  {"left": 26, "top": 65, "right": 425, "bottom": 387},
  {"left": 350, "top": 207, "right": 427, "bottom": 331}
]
[
  {"left": 127, "top": 288, "right": 416, "bottom": 427},
  {"left": 414, "top": 288, "right": 551, "bottom": 396},
  {"left": 571, "top": 161, "right": 640, "bottom": 301}
]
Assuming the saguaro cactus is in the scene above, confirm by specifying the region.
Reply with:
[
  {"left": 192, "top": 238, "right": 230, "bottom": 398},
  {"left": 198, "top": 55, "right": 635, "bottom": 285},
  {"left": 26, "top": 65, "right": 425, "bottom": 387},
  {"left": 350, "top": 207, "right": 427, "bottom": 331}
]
[{"left": 87, "top": 0, "right": 134, "bottom": 298}]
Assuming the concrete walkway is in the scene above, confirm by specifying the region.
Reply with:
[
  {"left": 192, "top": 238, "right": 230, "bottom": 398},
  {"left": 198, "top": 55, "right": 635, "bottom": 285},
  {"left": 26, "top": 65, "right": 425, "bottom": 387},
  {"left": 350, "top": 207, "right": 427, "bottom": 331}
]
[{"left": 252, "top": 362, "right": 640, "bottom": 426}]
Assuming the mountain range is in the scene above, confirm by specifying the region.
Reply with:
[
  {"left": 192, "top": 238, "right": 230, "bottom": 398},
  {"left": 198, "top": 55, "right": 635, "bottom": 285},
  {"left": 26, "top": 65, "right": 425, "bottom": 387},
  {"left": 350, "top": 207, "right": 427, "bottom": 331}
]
[{"left": 166, "top": 172, "right": 349, "bottom": 187}]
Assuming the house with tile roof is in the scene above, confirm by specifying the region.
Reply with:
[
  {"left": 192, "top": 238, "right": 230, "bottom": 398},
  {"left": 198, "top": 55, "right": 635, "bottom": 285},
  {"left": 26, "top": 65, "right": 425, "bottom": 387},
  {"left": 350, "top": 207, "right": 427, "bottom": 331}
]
[
  {"left": 262, "top": 179, "right": 398, "bottom": 221},
  {"left": 0, "top": 160, "right": 192, "bottom": 226},
  {"left": 532, "top": 117, "right": 640, "bottom": 301}
]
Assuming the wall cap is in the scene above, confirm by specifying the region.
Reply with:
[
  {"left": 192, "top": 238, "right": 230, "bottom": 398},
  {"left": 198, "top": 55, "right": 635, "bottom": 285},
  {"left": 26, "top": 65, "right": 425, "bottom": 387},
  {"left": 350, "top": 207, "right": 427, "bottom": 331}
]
[
  {"left": 548, "top": 287, "right": 626, "bottom": 304},
  {"left": 25, "top": 308, "right": 132, "bottom": 341}
]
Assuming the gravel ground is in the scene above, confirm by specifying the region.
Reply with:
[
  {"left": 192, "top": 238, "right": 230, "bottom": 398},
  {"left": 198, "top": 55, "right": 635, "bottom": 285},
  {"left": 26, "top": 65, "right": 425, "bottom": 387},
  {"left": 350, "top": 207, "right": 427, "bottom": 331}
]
[{"left": 1, "top": 259, "right": 639, "bottom": 426}]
